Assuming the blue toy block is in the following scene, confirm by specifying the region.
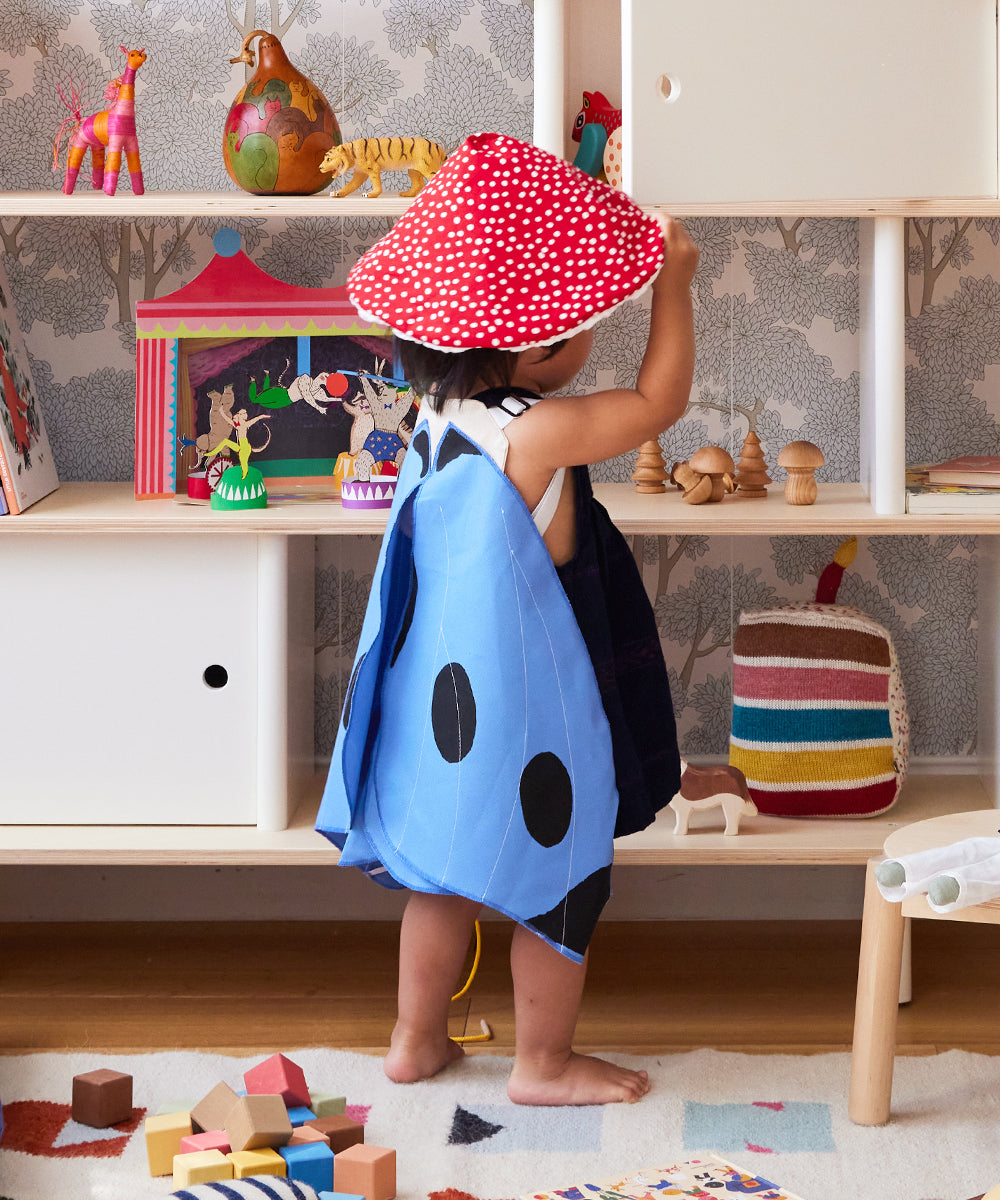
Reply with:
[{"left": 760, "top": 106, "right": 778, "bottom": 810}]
[
  {"left": 319, "top": 1194, "right": 364, "bottom": 1200},
  {"left": 286, "top": 1105, "right": 316, "bottom": 1126},
  {"left": 280, "top": 1140, "right": 334, "bottom": 1192}
]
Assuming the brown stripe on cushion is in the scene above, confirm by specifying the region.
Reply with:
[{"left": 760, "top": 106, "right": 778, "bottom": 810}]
[{"left": 735, "top": 621, "right": 891, "bottom": 667}]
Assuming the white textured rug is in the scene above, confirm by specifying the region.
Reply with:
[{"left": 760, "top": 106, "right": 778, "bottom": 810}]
[{"left": 1, "top": 1047, "right": 998, "bottom": 1200}]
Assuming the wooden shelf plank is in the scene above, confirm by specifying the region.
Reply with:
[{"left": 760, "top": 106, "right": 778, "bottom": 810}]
[
  {"left": 0, "top": 773, "right": 991, "bottom": 867},
  {"left": 9, "top": 481, "right": 1000, "bottom": 535},
  {"left": 7, "top": 190, "right": 1000, "bottom": 219}
]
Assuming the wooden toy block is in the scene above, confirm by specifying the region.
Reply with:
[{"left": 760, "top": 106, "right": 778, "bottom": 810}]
[
  {"left": 145, "top": 1111, "right": 195, "bottom": 1176},
  {"left": 71, "top": 1068, "right": 133, "bottom": 1127},
  {"left": 309, "top": 1091, "right": 347, "bottom": 1118},
  {"left": 287, "top": 1105, "right": 317, "bottom": 1126},
  {"left": 172, "top": 1148, "right": 233, "bottom": 1188},
  {"left": 191, "top": 1081, "right": 240, "bottom": 1132},
  {"left": 305, "top": 1113, "right": 363, "bottom": 1153},
  {"left": 245, "top": 1053, "right": 310, "bottom": 1107},
  {"left": 228, "top": 1147, "right": 287, "bottom": 1178},
  {"left": 289, "top": 1125, "right": 329, "bottom": 1146},
  {"left": 333, "top": 1144, "right": 395, "bottom": 1200},
  {"left": 180, "top": 1129, "right": 231, "bottom": 1155},
  {"left": 226, "top": 1094, "right": 293, "bottom": 1153},
  {"left": 280, "top": 1140, "right": 334, "bottom": 1192}
]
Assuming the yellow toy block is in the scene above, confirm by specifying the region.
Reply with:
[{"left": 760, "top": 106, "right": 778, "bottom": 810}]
[
  {"left": 144, "top": 1111, "right": 194, "bottom": 1177},
  {"left": 172, "top": 1148, "right": 233, "bottom": 1188},
  {"left": 228, "top": 1148, "right": 287, "bottom": 1178}
]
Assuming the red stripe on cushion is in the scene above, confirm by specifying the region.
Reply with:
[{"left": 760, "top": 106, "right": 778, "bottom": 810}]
[
  {"left": 749, "top": 778, "right": 901, "bottom": 817},
  {"left": 734, "top": 666, "right": 889, "bottom": 703}
]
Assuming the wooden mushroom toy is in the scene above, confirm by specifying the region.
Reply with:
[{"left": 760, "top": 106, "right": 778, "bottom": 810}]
[
  {"left": 684, "top": 445, "right": 736, "bottom": 504},
  {"left": 777, "top": 440, "right": 825, "bottom": 505}
]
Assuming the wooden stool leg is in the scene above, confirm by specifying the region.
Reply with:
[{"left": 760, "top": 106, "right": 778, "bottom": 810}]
[{"left": 849, "top": 859, "right": 907, "bottom": 1125}]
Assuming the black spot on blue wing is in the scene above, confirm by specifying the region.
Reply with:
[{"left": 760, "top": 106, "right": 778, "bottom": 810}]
[
  {"left": 432, "top": 662, "right": 476, "bottom": 762},
  {"left": 437, "top": 427, "right": 481, "bottom": 470},
  {"left": 342, "top": 650, "right": 366, "bottom": 728},
  {"left": 520, "top": 751, "right": 572, "bottom": 847},
  {"left": 390, "top": 559, "right": 418, "bottom": 667},
  {"left": 526, "top": 865, "right": 612, "bottom": 957},
  {"left": 412, "top": 426, "right": 430, "bottom": 476}
]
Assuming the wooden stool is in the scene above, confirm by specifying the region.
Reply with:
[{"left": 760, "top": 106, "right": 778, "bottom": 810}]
[{"left": 848, "top": 809, "right": 1000, "bottom": 1125}]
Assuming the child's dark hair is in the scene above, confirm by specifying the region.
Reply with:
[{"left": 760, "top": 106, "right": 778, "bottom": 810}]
[
  {"left": 394, "top": 336, "right": 569, "bottom": 411},
  {"left": 393, "top": 337, "right": 515, "bottom": 411}
]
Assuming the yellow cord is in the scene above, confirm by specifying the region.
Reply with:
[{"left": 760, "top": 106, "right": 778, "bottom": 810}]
[{"left": 450, "top": 919, "right": 494, "bottom": 1044}]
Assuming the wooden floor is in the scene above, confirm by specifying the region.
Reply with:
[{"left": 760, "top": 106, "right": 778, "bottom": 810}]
[{"left": 2, "top": 919, "right": 999, "bottom": 1057}]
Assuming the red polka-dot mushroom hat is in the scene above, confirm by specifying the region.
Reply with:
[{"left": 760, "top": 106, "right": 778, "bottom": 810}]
[{"left": 347, "top": 131, "right": 665, "bottom": 352}]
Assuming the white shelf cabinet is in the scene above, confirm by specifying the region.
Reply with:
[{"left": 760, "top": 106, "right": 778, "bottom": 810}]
[
  {"left": 621, "top": 0, "right": 999, "bottom": 206},
  {"left": 3, "top": 0, "right": 999, "bottom": 866}
]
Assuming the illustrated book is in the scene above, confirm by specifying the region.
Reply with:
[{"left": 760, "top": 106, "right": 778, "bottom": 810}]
[
  {"left": 0, "top": 257, "right": 59, "bottom": 513},
  {"left": 522, "top": 1154, "right": 806, "bottom": 1199}
]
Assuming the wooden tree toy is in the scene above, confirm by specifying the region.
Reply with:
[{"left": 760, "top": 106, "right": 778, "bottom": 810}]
[
  {"left": 632, "top": 438, "right": 668, "bottom": 493},
  {"left": 61, "top": 47, "right": 146, "bottom": 197},
  {"left": 777, "top": 439, "right": 825, "bottom": 504},
  {"left": 735, "top": 430, "right": 771, "bottom": 497}
]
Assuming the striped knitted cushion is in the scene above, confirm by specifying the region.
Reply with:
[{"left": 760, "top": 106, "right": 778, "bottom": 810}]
[
  {"left": 729, "top": 603, "right": 908, "bottom": 817},
  {"left": 170, "top": 1178, "right": 319, "bottom": 1199}
]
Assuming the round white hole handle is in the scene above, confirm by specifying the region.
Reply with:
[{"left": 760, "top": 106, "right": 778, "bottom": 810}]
[{"left": 656, "top": 73, "right": 681, "bottom": 103}]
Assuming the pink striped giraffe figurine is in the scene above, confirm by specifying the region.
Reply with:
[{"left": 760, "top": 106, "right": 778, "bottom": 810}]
[{"left": 62, "top": 47, "right": 146, "bottom": 197}]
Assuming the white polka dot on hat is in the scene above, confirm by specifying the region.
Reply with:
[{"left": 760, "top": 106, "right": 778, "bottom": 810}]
[{"left": 347, "top": 132, "right": 665, "bottom": 352}]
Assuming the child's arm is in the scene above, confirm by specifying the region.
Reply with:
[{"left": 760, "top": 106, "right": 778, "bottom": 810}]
[{"left": 506, "top": 215, "right": 698, "bottom": 473}]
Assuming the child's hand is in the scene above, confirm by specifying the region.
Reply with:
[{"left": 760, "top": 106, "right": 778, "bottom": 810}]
[{"left": 653, "top": 213, "right": 699, "bottom": 290}]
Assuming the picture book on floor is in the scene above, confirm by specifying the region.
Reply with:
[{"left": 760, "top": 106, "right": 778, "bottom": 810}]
[
  {"left": 522, "top": 1154, "right": 806, "bottom": 1199},
  {"left": 0, "top": 257, "right": 59, "bottom": 514}
]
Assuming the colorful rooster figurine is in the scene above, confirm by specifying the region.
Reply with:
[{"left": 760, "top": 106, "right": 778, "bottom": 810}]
[
  {"left": 571, "top": 90, "right": 622, "bottom": 142},
  {"left": 59, "top": 47, "right": 146, "bottom": 197}
]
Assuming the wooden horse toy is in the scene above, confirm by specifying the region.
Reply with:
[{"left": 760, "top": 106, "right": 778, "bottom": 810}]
[
  {"left": 668, "top": 759, "right": 758, "bottom": 836},
  {"left": 61, "top": 47, "right": 146, "bottom": 197}
]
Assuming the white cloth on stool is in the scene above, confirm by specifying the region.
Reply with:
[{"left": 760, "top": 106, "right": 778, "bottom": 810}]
[{"left": 876, "top": 834, "right": 1000, "bottom": 910}]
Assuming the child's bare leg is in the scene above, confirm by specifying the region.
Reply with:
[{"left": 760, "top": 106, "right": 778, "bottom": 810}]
[
  {"left": 384, "top": 890, "right": 481, "bottom": 1084},
  {"left": 507, "top": 925, "right": 650, "bottom": 1106}
]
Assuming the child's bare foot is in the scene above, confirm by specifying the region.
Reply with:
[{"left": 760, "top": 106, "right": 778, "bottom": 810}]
[
  {"left": 507, "top": 1051, "right": 650, "bottom": 1106},
  {"left": 383, "top": 1027, "right": 465, "bottom": 1083}
]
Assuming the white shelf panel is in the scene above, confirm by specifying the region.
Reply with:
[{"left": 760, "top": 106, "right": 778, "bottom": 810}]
[
  {"left": 3, "top": 189, "right": 411, "bottom": 218},
  {"left": 0, "top": 774, "right": 990, "bottom": 867},
  {"left": 8, "top": 482, "right": 1000, "bottom": 537},
  {"left": 7, "top": 190, "right": 1000, "bottom": 220}
]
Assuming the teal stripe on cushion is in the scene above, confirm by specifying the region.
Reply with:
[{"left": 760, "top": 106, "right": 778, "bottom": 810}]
[{"left": 731, "top": 704, "right": 892, "bottom": 744}]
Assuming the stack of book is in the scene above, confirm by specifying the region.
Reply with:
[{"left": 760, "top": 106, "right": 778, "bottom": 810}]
[
  {"left": 906, "top": 456, "right": 1000, "bottom": 513},
  {"left": 0, "top": 258, "right": 59, "bottom": 515}
]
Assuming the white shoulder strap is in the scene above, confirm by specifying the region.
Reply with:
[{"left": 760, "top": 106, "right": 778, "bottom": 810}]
[{"left": 486, "top": 396, "right": 565, "bottom": 536}]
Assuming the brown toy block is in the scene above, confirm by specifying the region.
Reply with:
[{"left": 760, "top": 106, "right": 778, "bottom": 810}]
[
  {"left": 333, "top": 1143, "right": 396, "bottom": 1200},
  {"left": 305, "top": 1113, "right": 364, "bottom": 1152},
  {"left": 228, "top": 1147, "right": 287, "bottom": 1178},
  {"left": 144, "top": 1111, "right": 194, "bottom": 1176},
  {"left": 172, "top": 1148, "right": 233, "bottom": 1188},
  {"left": 225, "top": 1093, "right": 293, "bottom": 1152},
  {"left": 289, "top": 1124, "right": 329, "bottom": 1146},
  {"left": 309, "top": 1090, "right": 347, "bottom": 1117},
  {"left": 191, "top": 1080, "right": 240, "bottom": 1133},
  {"left": 245, "top": 1053, "right": 311, "bottom": 1108},
  {"left": 179, "top": 1129, "right": 231, "bottom": 1155},
  {"left": 71, "top": 1068, "right": 133, "bottom": 1128}
]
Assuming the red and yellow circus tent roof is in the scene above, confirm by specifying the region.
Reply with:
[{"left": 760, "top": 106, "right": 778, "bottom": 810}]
[{"left": 136, "top": 240, "right": 369, "bottom": 340}]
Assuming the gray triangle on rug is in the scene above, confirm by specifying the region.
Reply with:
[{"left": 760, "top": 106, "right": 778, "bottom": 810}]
[{"left": 0, "top": 1048, "right": 998, "bottom": 1200}]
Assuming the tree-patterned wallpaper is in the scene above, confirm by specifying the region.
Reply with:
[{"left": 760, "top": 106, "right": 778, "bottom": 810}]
[{"left": 0, "top": 2, "right": 989, "bottom": 767}]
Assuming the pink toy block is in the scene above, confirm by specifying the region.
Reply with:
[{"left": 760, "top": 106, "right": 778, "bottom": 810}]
[
  {"left": 333, "top": 1143, "right": 395, "bottom": 1200},
  {"left": 71, "top": 1068, "right": 133, "bottom": 1127},
  {"left": 289, "top": 1125, "right": 329, "bottom": 1146},
  {"left": 191, "top": 1081, "right": 240, "bottom": 1133},
  {"left": 180, "top": 1129, "right": 231, "bottom": 1155},
  {"left": 244, "top": 1053, "right": 310, "bottom": 1107},
  {"left": 225, "top": 1093, "right": 292, "bottom": 1152}
]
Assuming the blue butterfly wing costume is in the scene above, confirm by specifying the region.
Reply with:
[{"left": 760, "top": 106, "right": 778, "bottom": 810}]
[{"left": 317, "top": 399, "right": 678, "bottom": 962}]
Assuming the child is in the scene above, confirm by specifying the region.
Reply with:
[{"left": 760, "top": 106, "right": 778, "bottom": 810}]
[{"left": 316, "top": 133, "right": 698, "bottom": 1106}]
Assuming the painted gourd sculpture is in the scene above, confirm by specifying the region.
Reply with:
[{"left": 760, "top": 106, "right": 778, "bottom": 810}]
[{"left": 224, "top": 29, "right": 341, "bottom": 195}]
